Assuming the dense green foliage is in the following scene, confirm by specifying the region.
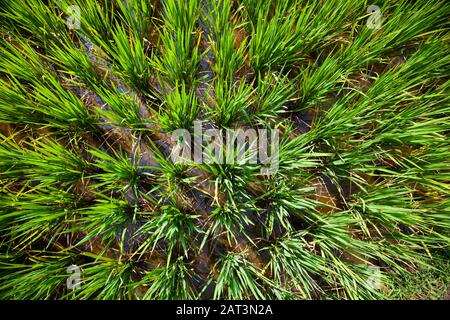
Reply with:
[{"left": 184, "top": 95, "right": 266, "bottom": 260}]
[{"left": 0, "top": 0, "right": 449, "bottom": 299}]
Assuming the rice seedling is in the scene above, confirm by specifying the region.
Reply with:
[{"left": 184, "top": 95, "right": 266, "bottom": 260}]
[
  {"left": 134, "top": 256, "right": 200, "bottom": 300},
  {"left": 0, "top": 0, "right": 449, "bottom": 300},
  {"left": 156, "top": 81, "right": 201, "bottom": 131},
  {"left": 207, "top": 0, "right": 245, "bottom": 81},
  {"left": 152, "top": 0, "right": 202, "bottom": 86}
]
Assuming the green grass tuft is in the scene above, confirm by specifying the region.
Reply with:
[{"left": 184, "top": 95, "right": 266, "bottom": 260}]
[{"left": 0, "top": 0, "right": 449, "bottom": 300}]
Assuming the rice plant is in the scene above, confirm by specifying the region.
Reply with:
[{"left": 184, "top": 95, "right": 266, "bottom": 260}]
[{"left": 0, "top": 0, "right": 449, "bottom": 300}]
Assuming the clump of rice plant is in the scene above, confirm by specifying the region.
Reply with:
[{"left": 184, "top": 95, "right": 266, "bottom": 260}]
[{"left": 0, "top": 0, "right": 449, "bottom": 300}]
